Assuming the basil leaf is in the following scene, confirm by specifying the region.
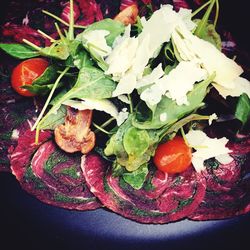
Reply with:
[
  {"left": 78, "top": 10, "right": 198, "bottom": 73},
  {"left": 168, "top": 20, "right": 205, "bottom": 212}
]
[
  {"left": 235, "top": 93, "right": 250, "bottom": 126},
  {"left": 0, "top": 43, "right": 38, "bottom": 59}
]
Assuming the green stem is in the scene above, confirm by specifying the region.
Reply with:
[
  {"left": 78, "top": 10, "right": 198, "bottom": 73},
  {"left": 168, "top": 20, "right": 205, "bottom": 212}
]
[
  {"left": 42, "top": 9, "right": 86, "bottom": 29},
  {"left": 93, "top": 123, "right": 114, "bottom": 135},
  {"left": 94, "top": 117, "right": 116, "bottom": 134},
  {"left": 37, "top": 29, "right": 56, "bottom": 42},
  {"left": 69, "top": 0, "right": 74, "bottom": 40},
  {"left": 22, "top": 39, "right": 41, "bottom": 51},
  {"left": 54, "top": 22, "right": 66, "bottom": 42},
  {"left": 128, "top": 94, "right": 133, "bottom": 113},
  {"left": 32, "top": 67, "right": 70, "bottom": 134},
  {"left": 191, "top": 0, "right": 211, "bottom": 17},
  {"left": 214, "top": 0, "right": 220, "bottom": 27},
  {"left": 194, "top": 0, "right": 216, "bottom": 37}
]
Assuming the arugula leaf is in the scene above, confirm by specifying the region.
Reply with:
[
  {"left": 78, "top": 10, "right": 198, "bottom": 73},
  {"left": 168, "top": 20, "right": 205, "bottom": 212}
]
[
  {"left": 22, "top": 83, "right": 54, "bottom": 95},
  {"left": 32, "top": 65, "right": 59, "bottom": 85},
  {"left": 104, "top": 116, "right": 159, "bottom": 171},
  {"left": 194, "top": 20, "right": 222, "bottom": 50},
  {"left": 122, "top": 164, "right": 149, "bottom": 190},
  {"left": 132, "top": 73, "right": 215, "bottom": 129},
  {"left": 235, "top": 93, "right": 250, "bottom": 126},
  {"left": 82, "top": 19, "right": 125, "bottom": 46},
  {"left": 0, "top": 43, "right": 38, "bottom": 59},
  {"left": 39, "top": 105, "right": 67, "bottom": 130},
  {"left": 38, "top": 66, "right": 116, "bottom": 128},
  {"left": 40, "top": 41, "right": 70, "bottom": 60}
]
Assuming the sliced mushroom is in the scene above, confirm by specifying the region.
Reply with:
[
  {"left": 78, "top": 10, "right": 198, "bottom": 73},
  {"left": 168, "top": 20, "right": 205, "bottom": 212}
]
[{"left": 54, "top": 107, "right": 95, "bottom": 154}]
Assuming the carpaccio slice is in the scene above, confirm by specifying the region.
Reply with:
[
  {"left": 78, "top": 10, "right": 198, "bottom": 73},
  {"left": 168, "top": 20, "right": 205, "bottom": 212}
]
[
  {"left": 81, "top": 154, "right": 206, "bottom": 224},
  {"left": 189, "top": 137, "right": 250, "bottom": 220},
  {"left": 10, "top": 129, "right": 101, "bottom": 211}
]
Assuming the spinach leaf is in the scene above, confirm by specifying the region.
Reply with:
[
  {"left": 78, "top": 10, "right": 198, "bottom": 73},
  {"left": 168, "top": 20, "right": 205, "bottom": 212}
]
[
  {"left": 132, "top": 73, "right": 215, "bottom": 129},
  {"left": 122, "top": 164, "right": 149, "bottom": 190},
  {"left": 0, "top": 43, "right": 38, "bottom": 59},
  {"left": 38, "top": 66, "right": 116, "bottom": 128},
  {"left": 235, "top": 93, "right": 250, "bottom": 126}
]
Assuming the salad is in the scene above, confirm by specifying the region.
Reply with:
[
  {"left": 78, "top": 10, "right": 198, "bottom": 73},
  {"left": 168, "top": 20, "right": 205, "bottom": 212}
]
[{"left": 0, "top": 0, "right": 249, "bottom": 224}]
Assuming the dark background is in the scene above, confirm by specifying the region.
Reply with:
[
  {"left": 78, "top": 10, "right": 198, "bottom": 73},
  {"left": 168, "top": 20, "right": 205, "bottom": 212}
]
[{"left": 0, "top": 1, "right": 249, "bottom": 250}]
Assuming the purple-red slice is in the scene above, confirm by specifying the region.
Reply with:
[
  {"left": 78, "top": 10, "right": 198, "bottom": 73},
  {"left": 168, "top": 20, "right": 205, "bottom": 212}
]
[
  {"left": 189, "top": 138, "right": 250, "bottom": 220},
  {"left": 10, "top": 128, "right": 101, "bottom": 211},
  {"left": 82, "top": 154, "right": 206, "bottom": 224}
]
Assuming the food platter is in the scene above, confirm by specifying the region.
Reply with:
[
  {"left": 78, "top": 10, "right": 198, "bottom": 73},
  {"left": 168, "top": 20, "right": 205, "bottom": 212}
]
[{"left": 0, "top": 1, "right": 250, "bottom": 249}]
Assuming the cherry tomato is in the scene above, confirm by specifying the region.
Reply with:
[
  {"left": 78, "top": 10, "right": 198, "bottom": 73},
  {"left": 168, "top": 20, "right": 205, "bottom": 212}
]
[
  {"left": 153, "top": 136, "right": 192, "bottom": 174},
  {"left": 114, "top": 4, "right": 139, "bottom": 25},
  {"left": 11, "top": 58, "right": 49, "bottom": 97}
]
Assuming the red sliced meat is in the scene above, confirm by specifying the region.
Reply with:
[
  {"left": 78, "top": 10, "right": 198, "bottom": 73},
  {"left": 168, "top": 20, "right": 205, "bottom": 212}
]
[
  {"left": 189, "top": 138, "right": 250, "bottom": 220},
  {"left": 10, "top": 128, "right": 101, "bottom": 211},
  {"left": 82, "top": 154, "right": 206, "bottom": 224}
]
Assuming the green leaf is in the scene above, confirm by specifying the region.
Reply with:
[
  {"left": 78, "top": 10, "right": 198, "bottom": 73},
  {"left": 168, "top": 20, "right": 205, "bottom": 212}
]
[
  {"left": 194, "top": 20, "right": 222, "bottom": 50},
  {"left": 38, "top": 66, "right": 116, "bottom": 128},
  {"left": 40, "top": 41, "right": 70, "bottom": 60},
  {"left": 122, "top": 164, "right": 149, "bottom": 190},
  {"left": 82, "top": 19, "right": 125, "bottom": 46},
  {"left": 194, "top": 0, "right": 216, "bottom": 38},
  {"left": 235, "top": 93, "right": 250, "bottom": 126},
  {"left": 123, "top": 127, "right": 150, "bottom": 157},
  {"left": 0, "top": 43, "right": 38, "bottom": 59},
  {"left": 32, "top": 65, "right": 59, "bottom": 85},
  {"left": 39, "top": 105, "right": 67, "bottom": 130},
  {"left": 22, "top": 83, "right": 54, "bottom": 95},
  {"left": 132, "top": 73, "right": 215, "bottom": 129}
]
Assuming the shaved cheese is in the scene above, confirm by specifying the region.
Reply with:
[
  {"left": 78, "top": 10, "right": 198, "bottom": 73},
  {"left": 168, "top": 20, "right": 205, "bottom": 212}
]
[
  {"left": 140, "top": 61, "right": 207, "bottom": 106},
  {"left": 117, "top": 108, "right": 129, "bottom": 126},
  {"left": 82, "top": 30, "right": 111, "bottom": 58},
  {"left": 208, "top": 113, "right": 218, "bottom": 125},
  {"left": 136, "top": 63, "right": 165, "bottom": 89},
  {"left": 185, "top": 130, "right": 233, "bottom": 172},
  {"left": 213, "top": 77, "right": 250, "bottom": 99},
  {"left": 172, "top": 24, "right": 243, "bottom": 87}
]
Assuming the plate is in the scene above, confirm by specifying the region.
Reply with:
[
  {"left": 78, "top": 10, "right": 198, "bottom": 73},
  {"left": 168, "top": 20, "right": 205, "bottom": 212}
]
[
  {"left": 0, "top": 1, "right": 249, "bottom": 250},
  {"left": 1, "top": 172, "right": 249, "bottom": 250}
]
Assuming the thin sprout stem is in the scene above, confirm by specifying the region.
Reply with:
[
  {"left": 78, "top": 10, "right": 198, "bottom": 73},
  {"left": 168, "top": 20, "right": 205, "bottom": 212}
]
[
  {"left": 37, "top": 29, "right": 56, "bottom": 42},
  {"left": 93, "top": 123, "right": 114, "bottom": 135},
  {"left": 128, "top": 94, "right": 133, "bottom": 113},
  {"left": 32, "top": 67, "right": 70, "bottom": 132},
  {"left": 214, "top": 0, "right": 220, "bottom": 27},
  {"left": 54, "top": 22, "right": 65, "bottom": 42},
  {"left": 69, "top": 0, "right": 74, "bottom": 40},
  {"left": 22, "top": 39, "right": 41, "bottom": 51},
  {"left": 191, "top": 0, "right": 211, "bottom": 17},
  {"left": 94, "top": 117, "right": 116, "bottom": 133},
  {"left": 42, "top": 9, "right": 86, "bottom": 29}
]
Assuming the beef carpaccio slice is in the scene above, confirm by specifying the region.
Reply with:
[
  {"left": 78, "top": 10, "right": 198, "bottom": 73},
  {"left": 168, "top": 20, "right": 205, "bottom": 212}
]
[
  {"left": 10, "top": 129, "right": 101, "bottom": 211},
  {"left": 82, "top": 154, "right": 206, "bottom": 224},
  {"left": 189, "top": 137, "right": 250, "bottom": 220}
]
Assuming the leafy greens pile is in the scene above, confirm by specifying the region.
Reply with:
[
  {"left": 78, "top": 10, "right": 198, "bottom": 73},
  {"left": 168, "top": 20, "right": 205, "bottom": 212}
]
[{"left": 0, "top": 0, "right": 249, "bottom": 190}]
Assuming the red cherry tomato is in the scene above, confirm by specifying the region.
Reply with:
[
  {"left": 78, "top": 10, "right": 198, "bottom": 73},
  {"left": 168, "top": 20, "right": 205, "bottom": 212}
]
[
  {"left": 153, "top": 136, "right": 192, "bottom": 174},
  {"left": 11, "top": 58, "right": 49, "bottom": 97},
  {"left": 114, "top": 4, "right": 139, "bottom": 25}
]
